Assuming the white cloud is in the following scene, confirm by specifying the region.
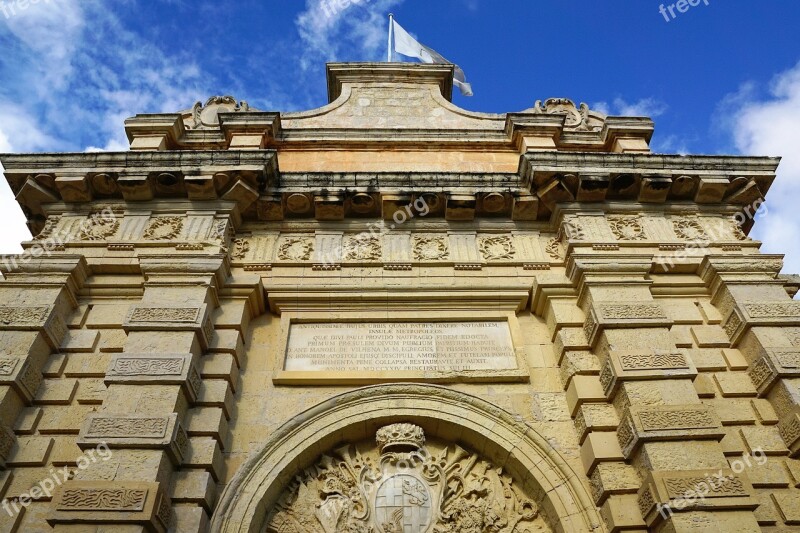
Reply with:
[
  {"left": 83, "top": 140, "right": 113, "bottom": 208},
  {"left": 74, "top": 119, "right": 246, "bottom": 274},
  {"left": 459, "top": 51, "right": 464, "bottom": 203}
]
[
  {"left": 0, "top": 0, "right": 216, "bottom": 255},
  {"left": 593, "top": 97, "right": 668, "bottom": 118},
  {"left": 0, "top": 129, "right": 33, "bottom": 256},
  {"left": 295, "top": 0, "right": 405, "bottom": 71},
  {"left": 719, "top": 61, "right": 800, "bottom": 279}
]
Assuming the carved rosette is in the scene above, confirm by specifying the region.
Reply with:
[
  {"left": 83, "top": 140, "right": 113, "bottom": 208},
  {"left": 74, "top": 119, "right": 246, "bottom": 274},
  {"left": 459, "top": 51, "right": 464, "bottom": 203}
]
[
  {"left": 343, "top": 236, "right": 382, "bottom": 261},
  {"left": 143, "top": 216, "right": 184, "bottom": 240},
  {"left": 477, "top": 235, "right": 516, "bottom": 260},
  {"left": 277, "top": 237, "right": 314, "bottom": 261},
  {"left": 412, "top": 236, "right": 449, "bottom": 261},
  {"left": 608, "top": 215, "right": 646, "bottom": 241},
  {"left": 267, "top": 424, "right": 546, "bottom": 533}
]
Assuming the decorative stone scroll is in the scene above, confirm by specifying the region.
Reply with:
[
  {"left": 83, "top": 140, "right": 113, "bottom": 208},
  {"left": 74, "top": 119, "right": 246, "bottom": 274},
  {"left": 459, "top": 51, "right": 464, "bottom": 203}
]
[
  {"left": 267, "top": 423, "right": 548, "bottom": 533},
  {"left": 0, "top": 304, "right": 67, "bottom": 349},
  {"left": 617, "top": 405, "right": 724, "bottom": 458},
  {"left": 0, "top": 357, "right": 42, "bottom": 403},
  {"left": 78, "top": 413, "right": 188, "bottom": 465},
  {"left": 105, "top": 353, "right": 201, "bottom": 403},
  {"left": 49, "top": 481, "right": 172, "bottom": 533},
  {"left": 637, "top": 470, "right": 756, "bottom": 527},
  {"left": 584, "top": 303, "right": 672, "bottom": 347},
  {"left": 723, "top": 301, "right": 800, "bottom": 345},
  {"left": 123, "top": 304, "right": 213, "bottom": 350},
  {"left": 599, "top": 350, "right": 696, "bottom": 398}
]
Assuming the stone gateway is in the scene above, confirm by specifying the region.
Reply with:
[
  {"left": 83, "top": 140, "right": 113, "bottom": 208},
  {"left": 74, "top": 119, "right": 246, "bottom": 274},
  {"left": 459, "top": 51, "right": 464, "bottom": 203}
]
[{"left": 0, "top": 62, "right": 797, "bottom": 532}]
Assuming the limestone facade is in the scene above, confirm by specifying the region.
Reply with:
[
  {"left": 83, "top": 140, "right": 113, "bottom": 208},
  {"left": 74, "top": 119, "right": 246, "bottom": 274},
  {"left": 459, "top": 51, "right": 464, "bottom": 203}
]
[{"left": 0, "top": 63, "right": 798, "bottom": 532}]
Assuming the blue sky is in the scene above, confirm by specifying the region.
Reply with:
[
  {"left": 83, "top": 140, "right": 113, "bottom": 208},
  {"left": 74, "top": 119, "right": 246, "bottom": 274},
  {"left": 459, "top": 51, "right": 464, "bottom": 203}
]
[{"left": 1, "top": 0, "right": 799, "bottom": 275}]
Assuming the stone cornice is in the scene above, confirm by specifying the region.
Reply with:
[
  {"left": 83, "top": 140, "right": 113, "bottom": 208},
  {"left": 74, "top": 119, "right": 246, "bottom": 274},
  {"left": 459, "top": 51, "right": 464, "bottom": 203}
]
[{"left": 326, "top": 62, "right": 456, "bottom": 102}]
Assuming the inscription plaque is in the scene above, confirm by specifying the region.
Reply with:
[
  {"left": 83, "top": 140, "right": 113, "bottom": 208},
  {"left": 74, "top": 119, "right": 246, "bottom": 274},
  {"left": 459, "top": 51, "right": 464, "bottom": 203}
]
[{"left": 284, "top": 321, "right": 517, "bottom": 373}]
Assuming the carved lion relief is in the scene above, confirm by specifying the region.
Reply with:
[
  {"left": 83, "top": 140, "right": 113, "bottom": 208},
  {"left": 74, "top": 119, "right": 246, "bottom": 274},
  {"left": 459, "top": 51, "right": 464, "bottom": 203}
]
[{"left": 267, "top": 423, "right": 548, "bottom": 533}]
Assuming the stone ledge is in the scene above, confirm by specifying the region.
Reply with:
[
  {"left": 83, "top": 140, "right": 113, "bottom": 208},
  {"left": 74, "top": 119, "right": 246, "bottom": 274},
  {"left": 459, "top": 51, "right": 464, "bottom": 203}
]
[
  {"left": 77, "top": 413, "right": 189, "bottom": 465},
  {"left": 617, "top": 404, "right": 724, "bottom": 458},
  {"left": 48, "top": 481, "right": 172, "bottom": 533},
  {"left": 105, "top": 353, "right": 201, "bottom": 403}
]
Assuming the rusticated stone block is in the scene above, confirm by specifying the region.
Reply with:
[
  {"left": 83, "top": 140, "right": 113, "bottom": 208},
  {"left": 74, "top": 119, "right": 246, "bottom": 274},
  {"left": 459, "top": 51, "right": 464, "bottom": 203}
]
[
  {"left": 580, "top": 432, "right": 624, "bottom": 475},
  {"left": 723, "top": 301, "right": 800, "bottom": 345},
  {"left": 772, "top": 492, "right": 800, "bottom": 524},
  {"left": 749, "top": 347, "right": 800, "bottom": 396},
  {"left": 574, "top": 403, "right": 619, "bottom": 444},
  {"left": 184, "top": 438, "right": 224, "bottom": 481},
  {"left": 105, "top": 353, "right": 201, "bottom": 403},
  {"left": 48, "top": 481, "right": 172, "bottom": 533},
  {"left": 169, "top": 470, "right": 217, "bottom": 512},
  {"left": 584, "top": 302, "right": 672, "bottom": 347},
  {"left": 590, "top": 462, "right": 639, "bottom": 505},
  {"left": 0, "top": 305, "right": 67, "bottom": 349},
  {"left": 617, "top": 404, "right": 724, "bottom": 458},
  {"left": 0, "top": 424, "right": 15, "bottom": 468},
  {"left": 599, "top": 349, "right": 696, "bottom": 398},
  {"left": 122, "top": 304, "right": 213, "bottom": 350},
  {"left": 0, "top": 357, "right": 42, "bottom": 403},
  {"left": 77, "top": 413, "right": 189, "bottom": 465},
  {"left": 637, "top": 469, "right": 756, "bottom": 527},
  {"left": 600, "top": 494, "right": 647, "bottom": 531},
  {"left": 185, "top": 407, "right": 228, "bottom": 450}
]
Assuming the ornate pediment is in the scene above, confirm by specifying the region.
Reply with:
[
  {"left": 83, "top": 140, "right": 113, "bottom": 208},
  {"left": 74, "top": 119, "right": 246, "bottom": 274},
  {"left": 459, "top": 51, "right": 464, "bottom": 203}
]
[
  {"left": 267, "top": 423, "right": 547, "bottom": 533},
  {"left": 524, "top": 98, "right": 606, "bottom": 132},
  {"left": 188, "top": 96, "right": 256, "bottom": 130}
]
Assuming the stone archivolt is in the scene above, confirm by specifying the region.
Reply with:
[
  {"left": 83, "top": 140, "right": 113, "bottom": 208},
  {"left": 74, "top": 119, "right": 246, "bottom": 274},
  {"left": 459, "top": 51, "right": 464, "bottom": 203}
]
[{"left": 268, "top": 423, "right": 545, "bottom": 533}]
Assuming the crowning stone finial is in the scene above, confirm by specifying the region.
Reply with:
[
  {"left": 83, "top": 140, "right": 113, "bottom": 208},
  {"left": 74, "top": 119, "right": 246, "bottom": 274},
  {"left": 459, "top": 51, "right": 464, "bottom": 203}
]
[{"left": 375, "top": 423, "right": 426, "bottom": 453}]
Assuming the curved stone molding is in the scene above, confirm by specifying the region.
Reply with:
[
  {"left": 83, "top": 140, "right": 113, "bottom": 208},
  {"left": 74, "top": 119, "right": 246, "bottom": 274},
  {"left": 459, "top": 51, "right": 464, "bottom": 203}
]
[{"left": 210, "top": 384, "right": 602, "bottom": 533}]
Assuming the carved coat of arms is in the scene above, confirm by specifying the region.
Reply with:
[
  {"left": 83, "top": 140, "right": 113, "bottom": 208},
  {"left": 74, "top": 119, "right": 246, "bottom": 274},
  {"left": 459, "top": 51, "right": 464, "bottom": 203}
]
[{"left": 267, "top": 424, "right": 545, "bottom": 533}]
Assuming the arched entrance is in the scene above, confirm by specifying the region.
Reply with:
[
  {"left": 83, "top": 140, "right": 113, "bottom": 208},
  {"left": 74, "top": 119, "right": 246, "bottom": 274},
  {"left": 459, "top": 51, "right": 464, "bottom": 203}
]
[{"left": 211, "top": 384, "right": 603, "bottom": 532}]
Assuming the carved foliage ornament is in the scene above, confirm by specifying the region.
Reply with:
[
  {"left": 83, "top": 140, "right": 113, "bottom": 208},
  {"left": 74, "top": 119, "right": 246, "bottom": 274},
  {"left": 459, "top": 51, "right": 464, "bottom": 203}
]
[
  {"left": 143, "top": 216, "right": 184, "bottom": 240},
  {"left": 267, "top": 423, "right": 545, "bottom": 533},
  {"left": 608, "top": 215, "right": 646, "bottom": 241},
  {"left": 344, "top": 236, "right": 382, "bottom": 261},
  {"left": 278, "top": 237, "right": 314, "bottom": 261},
  {"left": 672, "top": 218, "right": 708, "bottom": 242},
  {"left": 413, "top": 236, "right": 449, "bottom": 261},
  {"left": 478, "top": 236, "right": 516, "bottom": 261},
  {"left": 80, "top": 211, "right": 119, "bottom": 241}
]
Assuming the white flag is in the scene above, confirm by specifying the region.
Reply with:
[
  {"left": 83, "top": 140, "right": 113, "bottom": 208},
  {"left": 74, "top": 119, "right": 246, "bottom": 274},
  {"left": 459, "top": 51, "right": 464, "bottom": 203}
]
[{"left": 391, "top": 19, "right": 473, "bottom": 97}]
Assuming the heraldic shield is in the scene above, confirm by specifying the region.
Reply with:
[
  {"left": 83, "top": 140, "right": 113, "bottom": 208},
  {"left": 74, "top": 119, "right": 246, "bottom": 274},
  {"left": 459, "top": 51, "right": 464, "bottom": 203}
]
[{"left": 267, "top": 423, "right": 548, "bottom": 533}]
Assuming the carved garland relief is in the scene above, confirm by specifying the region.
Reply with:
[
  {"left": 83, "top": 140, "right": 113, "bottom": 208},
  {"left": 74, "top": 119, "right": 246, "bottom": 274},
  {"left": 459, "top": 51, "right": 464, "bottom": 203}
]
[
  {"left": 412, "top": 236, "right": 449, "bottom": 261},
  {"left": 267, "top": 423, "right": 548, "bottom": 533},
  {"left": 143, "top": 216, "right": 185, "bottom": 240}
]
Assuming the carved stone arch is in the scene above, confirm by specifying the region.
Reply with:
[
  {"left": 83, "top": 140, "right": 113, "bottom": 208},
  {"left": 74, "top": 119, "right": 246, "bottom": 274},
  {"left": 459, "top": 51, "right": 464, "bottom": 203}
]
[{"left": 211, "top": 384, "right": 603, "bottom": 533}]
